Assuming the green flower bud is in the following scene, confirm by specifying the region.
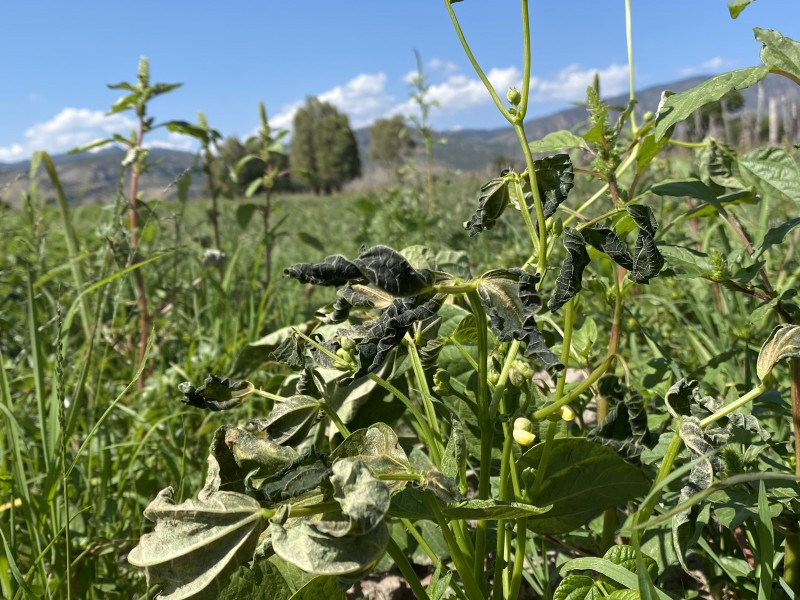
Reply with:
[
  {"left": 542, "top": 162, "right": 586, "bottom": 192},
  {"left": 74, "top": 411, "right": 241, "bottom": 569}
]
[
  {"left": 433, "top": 369, "right": 454, "bottom": 396},
  {"left": 339, "top": 336, "right": 357, "bottom": 352},
  {"left": 553, "top": 217, "right": 564, "bottom": 237},
  {"left": 506, "top": 87, "right": 521, "bottom": 106},
  {"left": 643, "top": 111, "right": 654, "bottom": 122}
]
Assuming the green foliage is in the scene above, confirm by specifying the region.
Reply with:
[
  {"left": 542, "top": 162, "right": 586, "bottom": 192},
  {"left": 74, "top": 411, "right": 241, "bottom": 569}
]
[{"left": 369, "top": 116, "right": 415, "bottom": 170}]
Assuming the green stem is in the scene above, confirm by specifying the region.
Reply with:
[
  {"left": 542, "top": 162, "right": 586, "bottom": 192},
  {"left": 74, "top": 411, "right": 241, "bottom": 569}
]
[
  {"left": 406, "top": 335, "right": 443, "bottom": 440},
  {"left": 532, "top": 355, "right": 614, "bottom": 421},
  {"left": 317, "top": 401, "right": 350, "bottom": 438},
  {"left": 508, "top": 518, "right": 529, "bottom": 600},
  {"left": 512, "top": 176, "right": 540, "bottom": 257},
  {"left": 401, "top": 518, "right": 442, "bottom": 568},
  {"left": 493, "top": 423, "right": 517, "bottom": 600},
  {"left": 562, "top": 152, "right": 636, "bottom": 228},
  {"left": 466, "top": 290, "right": 491, "bottom": 592},
  {"left": 387, "top": 538, "right": 430, "bottom": 600},
  {"left": 785, "top": 529, "right": 800, "bottom": 594},
  {"left": 636, "top": 427, "right": 684, "bottom": 526},
  {"left": 489, "top": 340, "right": 521, "bottom": 417},
  {"left": 444, "top": 1, "right": 511, "bottom": 122},
  {"left": 518, "top": 0, "right": 531, "bottom": 120},
  {"left": 531, "top": 420, "right": 558, "bottom": 494},
  {"left": 554, "top": 299, "right": 576, "bottom": 401},
  {"left": 514, "top": 126, "right": 548, "bottom": 277},
  {"left": 698, "top": 382, "right": 768, "bottom": 429}
]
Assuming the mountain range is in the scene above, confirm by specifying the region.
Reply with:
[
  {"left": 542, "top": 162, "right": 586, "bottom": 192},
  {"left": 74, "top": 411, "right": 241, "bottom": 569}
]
[{"left": 2, "top": 73, "right": 798, "bottom": 206}]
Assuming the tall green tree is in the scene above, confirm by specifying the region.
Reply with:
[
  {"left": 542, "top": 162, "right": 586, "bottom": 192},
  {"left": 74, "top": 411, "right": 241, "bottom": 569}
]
[
  {"left": 369, "top": 115, "right": 415, "bottom": 174},
  {"left": 290, "top": 97, "right": 361, "bottom": 194}
]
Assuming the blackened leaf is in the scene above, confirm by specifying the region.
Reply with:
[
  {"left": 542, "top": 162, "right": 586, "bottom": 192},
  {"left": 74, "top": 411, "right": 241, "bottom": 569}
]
[
  {"left": 581, "top": 225, "right": 634, "bottom": 271},
  {"left": 179, "top": 376, "right": 254, "bottom": 411},
  {"left": 271, "top": 336, "right": 307, "bottom": 369},
  {"left": 587, "top": 375, "right": 652, "bottom": 460},
  {"left": 464, "top": 176, "right": 510, "bottom": 236},
  {"left": 349, "top": 297, "right": 443, "bottom": 380},
  {"left": 548, "top": 228, "right": 591, "bottom": 312},
  {"left": 627, "top": 205, "right": 664, "bottom": 284},
  {"left": 284, "top": 255, "right": 362, "bottom": 287},
  {"left": 352, "top": 246, "right": 434, "bottom": 297},
  {"left": 478, "top": 269, "right": 562, "bottom": 373},
  {"left": 245, "top": 395, "right": 321, "bottom": 445},
  {"left": 664, "top": 378, "right": 700, "bottom": 419},
  {"left": 128, "top": 487, "right": 266, "bottom": 600},
  {"left": 535, "top": 154, "right": 575, "bottom": 220}
]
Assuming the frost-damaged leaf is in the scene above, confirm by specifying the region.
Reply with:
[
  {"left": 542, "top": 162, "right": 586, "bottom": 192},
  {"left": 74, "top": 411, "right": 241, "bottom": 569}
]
[
  {"left": 478, "top": 269, "right": 562, "bottom": 373},
  {"left": 128, "top": 487, "right": 266, "bottom": 600},
  {"left": 654, "top": 66, "right": 768, "bottom": 141},
  {"left": 271, "top": 335, "right": 307, "bottom": 369},
  {"left": 756, "top": 28, "right": 800, "bottom": 81},
  {"left": 349, "top": 296, "right": 443, "bottom": 381},
  {"left": 581, "top": 225, "right": 634, "bottom": 271},
  {"left": 442, "top": 499, "right": 550, "bottom": 520},
  {"left": 627, "top": 205, "right": 664, "bottom": 284},
  {"left": 330, "top": 423, "right": 414, "bottom": 494},
  {"left": 528, "top": 130, "right": 590, "bottom": 154},
  {"left": 588, "top": 376, "right": 653, "bottom": 460},
  {"left": 245, "top": 395, "right": 320, "bottom": 446},
  {"left": 464, "top": 176, "right": 510, "bottom": 236},
  {"left": 536, "top": 153, "right": 574, "bottom": 222},
  {"left": 285, "top": 246, "right": 434, "bottom": 297},
  {"left": 179, "top": 376, "right": 254, "bottom": 411},
  {"left": 548, "top": 228, "right": 591, "bottom": 312},
  {"left": 737, "top": 146, "right": 800, "bottom": 206},
  {"left": 757, "top": 324, "right": 800, "bottom": 381}
]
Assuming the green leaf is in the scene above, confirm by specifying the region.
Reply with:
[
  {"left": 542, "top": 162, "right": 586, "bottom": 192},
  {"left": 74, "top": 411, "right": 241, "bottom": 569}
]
[
  {"left": 464, "top": 176, "right": 510, "bottom": 236},
  {"left": 387, "top": 487, "right": 436, "bottom": 521},
  {"left": 650, "top": 178, "right": 719, "bottom": 204},
  {"left": 245, "top": 177, "right": 263, "bottom": 197},
  {"left": 757, "top": 324, "right": 800, "bottom": 381},
  {"left": 178, "top": 375, "right": 254, "bottom": 411},
  {"left": 68, "top": 137, "right": 113, "bottom": 155},
  {"left": 528, "top": 130, "right": 590, "bottom": 154},
  {"left": 441, "top": 417, "right": 466, "bottom": 480},
  {"left": 549, "top": 228, "right": 591, "bottom": 312},
  {"left": 561, "top": 558, "right": 672, "bottom": 600},
  {"left": 441, "top": 499, "right": 550, "bottom": 520},
  {"left": 288, "top": 576, "right": 344, "bottom": 600},
  {"left": 654, "top": 67, "right": 769, "bottom": 141},
  {"left": 330, "top": 423, "right": 414, "bottom": 494},
  {"left": 756, "top": 28, "right": 800, "bottom": 80},
  {"left": 478, "top": 269, "right": 562, "bottom": 372},
  {"left": 128, "top": 487, "right": 266, "bottom": 600},
  {"left": 219, "top": 560, "right": 293, "bottom": 600},
  {"left": 736, "top": 146, "right": 800, "bottom": 205},
  {"left": 659, "top": 245, "right": 713, "bottom": 279},
  {"left": 553, "top": 574, "right": 599, "bottom": 600},
  {"left": 246, "top": 395, "right": 320, "bottom": 446},
  {"left": 636, "top": 133, "right": 669, "bottom": 172},
  {"left": 297, "top": 232, "right": 325, "bottom": 253},
  {"left": 728, "top": 0, "right": 755, "bottom": 18},
  {"left": 602, "top": 545, "right": 658, "bottom": 581},
  {"left": 755, "top": 481, "right": 774, "bottom": 600},
  {"left": 756, "top": 217, "right": 800, "bottom": 258},
  {"left": 236, "top": 203, "right": 260, "bottom": 229},
  {"left": 520, "top": 438, "right": 651, "bottom": 534}
]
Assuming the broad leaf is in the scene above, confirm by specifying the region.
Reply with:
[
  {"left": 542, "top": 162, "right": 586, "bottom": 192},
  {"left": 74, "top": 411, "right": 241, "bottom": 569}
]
[
  {"left": 756, "top": 28, "right": 800, "bottom": 80},
  {"left": 528, "top": 130, "right": 590, "bottom": 154},
  {"left": 650, "top": 178, "right": 719, "bottom": 205},
  {"left": 246, "top": 395, "right": 320, "bottom": 445},
  {"left": 287, "top": 576, "right": 344, "bottom": 600},
  {"left": 219, "top": 561, "right": 293, "bottom": 600},
  {"left": 520, "top": 438, "right": 651, "bottom": 534},
  {"left": 179, "top": 376, "right": 254, "bottom": 411},
  {"left": 464, "top": 176, "right": 510, "bottom": 236},
  {"left": 627, "top": 206, "right": 664, "bottom": 284},
  {"left": 757, "top": 324, "right": 800, "bottom": 381},
  {"left": 756, "top": 217, "right": 800, "bottom": 258},
  {"left": 478, "top": 269, "right": 562, "bottom": 372},
  {"left": 441, "top": 417, "right": 466, "bottom": 480},
  {"left": 602, "top": 545, "right": 658, "bottom": 581},
  {"left": 128, "top": 487, "right": 266, "bottom": 600},
  {"left": 659, "top": 245, "right": 713, "bottom": 279},
  {"left": 553, "top": 574, "right": 598, "bottom": 600},
  {"left": 588, "top": 376, "right": 653, "bottom": 460},
  {"left": 549, "top": 228, "right": 590, "bottom": 312},
  {"left": 561, "top": 558, "right": 672, "bottom": 600},
  {"left": 536, "top": 153, "right": 575, "bottom": 222},
  {"left": 728, "top": 0, "right": 755, "bottom": 18},
  {"left": 736, "top": 146, "right": 800, "bottom": 205},
  {"left": 442, "top": 499, "right": 550, "bottom": 520},
  {"left": 316, "top": 459, "right": 391, "bottom": 537},
  {"left": 654, "top": 67, "right": 769, "bottom": 141},
  {"left": 330, "top": 423, "right": 414, "bottom": 494},
  {"left": 581, "top": 225, "right": 634, "bottom": 271}
]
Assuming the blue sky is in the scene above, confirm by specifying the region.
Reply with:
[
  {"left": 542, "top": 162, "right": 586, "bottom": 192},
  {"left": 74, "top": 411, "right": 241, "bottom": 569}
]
[{"left": 1, "top": 1, "right": 799, "bottom": 163}]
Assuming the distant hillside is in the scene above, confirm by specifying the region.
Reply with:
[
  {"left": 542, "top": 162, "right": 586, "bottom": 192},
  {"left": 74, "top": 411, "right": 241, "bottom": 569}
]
[{"left": 3, "top": 74, "right": 799, "bottom": 205}]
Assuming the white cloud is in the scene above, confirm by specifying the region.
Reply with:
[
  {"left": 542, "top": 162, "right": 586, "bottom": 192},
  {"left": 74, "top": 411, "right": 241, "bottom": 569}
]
[
  {"left": 530, "top": 63, "right": 630, "bottom": 102},
  {"left": 270, "top": 72, "right": 395, "bottom": 132},
  {"left": 428, "top": 58, "right": 459, "bottom": 75},
  {"left": 427, "top": 66, "right": 523, "bottom": 111},
  {"left": 678, "top": 56, "right": 736, "bottom": 77},
  {"left": 0, "top": 108, "right": 136, "bottom": 163},
  {"left": 145, "top": 131, "right": 198, "bottom": 153}
]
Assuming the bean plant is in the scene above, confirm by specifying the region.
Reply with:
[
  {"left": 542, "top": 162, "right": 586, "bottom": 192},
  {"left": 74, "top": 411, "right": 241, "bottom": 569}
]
[{"left": 128, "top": 2, "right": 800, "bottom": 599}]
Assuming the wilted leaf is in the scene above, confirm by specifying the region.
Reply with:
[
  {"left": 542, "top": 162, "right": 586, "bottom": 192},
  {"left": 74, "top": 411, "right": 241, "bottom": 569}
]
[
  {"left": 627, "top": 205, "right": 664, "bottom": 284},
  {"left": 285, "top": 255, "right": 362, "bottom": 287},
  {"left": 246, "top": 395, "right": 320, "bottom": 446},
  {"left": 478, "top": 269, "right": 562, "bottom": 372},
  {"left": 330, "top": 423, "right": 414, "bottom": 494},
  {"left": 464, "top": 176, "right": 510, "bottom": 236},
  {"left": 588, "top": 376, "right": 653, "bottom": 460},
  {"left": 535, "top": 153, "right": 575, "bottom": 222},
  {"left": 654, "top": 67, "right": 768, "bottom": 141},
  {"left": 581, "top": 225, "right": 634, "bottom": 271},
  {"left": 757, "top": 324, "right": 800, "bottom": 381},
  {"left": 548, "top": 228, "right": 591, "bottom": 312},
  {"left": 179, "top": 376, "right": 254, "bottom": 411},
  {"left": 128, "top": 487, "right": 266, "bottom": 600}
]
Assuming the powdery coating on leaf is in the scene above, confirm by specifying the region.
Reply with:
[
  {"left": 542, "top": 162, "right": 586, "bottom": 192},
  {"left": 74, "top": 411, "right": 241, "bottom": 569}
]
[
  {"left": 581, "top": 225, "right": 634, "bottom": 271},
  {"left": 128, "top": 487, "right": 266, "bottom": 600},
  {"left": 757, "top": 324, "right": 800, "bottom": 381},
  {"left": 548, "top": 228, "right": 591, "bottom": 312},
  {"left": 319, "top": 459, "right": 391, "bottom": 537},
  {"left": 246, "top": 395, "right": 321, "bottom": 446}
]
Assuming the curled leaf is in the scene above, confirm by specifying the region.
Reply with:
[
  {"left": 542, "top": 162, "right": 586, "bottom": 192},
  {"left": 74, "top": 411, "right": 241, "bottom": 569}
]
[
  {"left": 548, "top": 228, "right": 591, "bottom": 312},
  {"left": 581, "top": 225, "right": 634, "bottom": 271},
  {"left": 245, "top": 395, "right": 321, "bottom": 446},
  {"left": 179, "top": 376, "right": 254, "bottom": 411},
  {"left": 464, "top": 176, "right": 510, "bottom": 236},
  {"left": 128, "top": 487, "right": 266, "bottom": 600},
  {"left": 627, "top": 205, "right": 664, "bottom": 284},
  {"left": 757, "top": 324, "right": 800, "bottom": 381},
  {"left": 536, "top": 153, "right": 575, "bottom": 221}
]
